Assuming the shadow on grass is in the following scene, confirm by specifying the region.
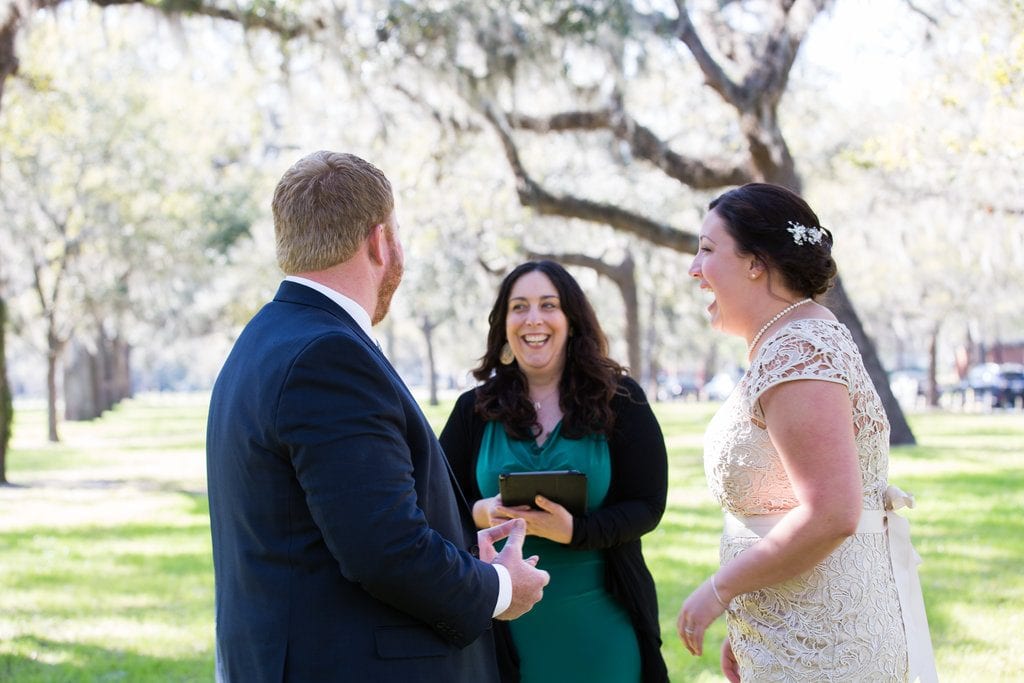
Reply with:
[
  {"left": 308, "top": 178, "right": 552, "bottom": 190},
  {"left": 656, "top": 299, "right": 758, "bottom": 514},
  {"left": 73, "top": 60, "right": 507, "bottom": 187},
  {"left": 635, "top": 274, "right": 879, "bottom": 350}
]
[
  {"left": 900, "top": 465, "right": 1024, "bottom": 655},
  {"left": 0, "top": 635, "right": 211, "bottom": 683},
  {"left": 3, "top": 525, "right": 212, "bottom": 598},
  {"left": 892, "top": 436, "right": 1024, "bottom": 460},
  {"left": 2, "top": 477, "right": 207, "bottom": 498}
]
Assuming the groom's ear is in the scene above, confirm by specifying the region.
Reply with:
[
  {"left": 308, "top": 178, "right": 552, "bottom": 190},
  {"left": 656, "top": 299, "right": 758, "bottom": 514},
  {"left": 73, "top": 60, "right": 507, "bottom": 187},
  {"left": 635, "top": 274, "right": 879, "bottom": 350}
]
[{"left": 366, "top": 223, "right": 387, "bottom": 266}]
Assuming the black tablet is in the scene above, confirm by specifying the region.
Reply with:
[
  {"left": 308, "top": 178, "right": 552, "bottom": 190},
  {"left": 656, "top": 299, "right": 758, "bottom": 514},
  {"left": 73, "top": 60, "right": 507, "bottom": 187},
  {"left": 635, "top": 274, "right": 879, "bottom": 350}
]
[{"left": 498, "top": 470, "right": 588, "bottom": 516}]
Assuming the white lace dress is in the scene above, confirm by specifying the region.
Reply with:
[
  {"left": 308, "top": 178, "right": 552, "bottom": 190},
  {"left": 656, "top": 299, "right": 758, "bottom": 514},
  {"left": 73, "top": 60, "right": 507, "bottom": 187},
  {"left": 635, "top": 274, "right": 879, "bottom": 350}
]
[{"left": 704, "top": 319, "right": 909, "bottom": 682}]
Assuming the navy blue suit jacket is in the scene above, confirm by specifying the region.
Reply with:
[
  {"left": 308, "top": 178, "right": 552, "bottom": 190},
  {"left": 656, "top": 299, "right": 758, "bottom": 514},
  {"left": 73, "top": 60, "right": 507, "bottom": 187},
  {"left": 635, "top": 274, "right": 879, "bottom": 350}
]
[{"left": 206, "top": 281, "right": 500, "bottom": 682}]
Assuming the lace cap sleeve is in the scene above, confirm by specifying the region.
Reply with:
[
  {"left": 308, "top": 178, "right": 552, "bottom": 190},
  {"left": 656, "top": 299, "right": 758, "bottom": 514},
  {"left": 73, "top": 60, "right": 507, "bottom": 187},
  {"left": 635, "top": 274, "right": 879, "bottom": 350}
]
[{"left": 745, "top": 320, "right": 851, "bottom": 421}]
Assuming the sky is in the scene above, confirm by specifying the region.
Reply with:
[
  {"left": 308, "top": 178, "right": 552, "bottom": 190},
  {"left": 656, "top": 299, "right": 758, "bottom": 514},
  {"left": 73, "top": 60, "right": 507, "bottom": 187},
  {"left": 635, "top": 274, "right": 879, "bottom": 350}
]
[{"left": 800, "top": 0, "right": 932, "bottom": 107}]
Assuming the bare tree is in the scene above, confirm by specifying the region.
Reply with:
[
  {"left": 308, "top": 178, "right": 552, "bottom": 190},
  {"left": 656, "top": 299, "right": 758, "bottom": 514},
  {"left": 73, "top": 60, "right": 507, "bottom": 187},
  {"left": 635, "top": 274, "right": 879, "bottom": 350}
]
[{"left": 29, "top": 212, "right": 75, "bottom": 443}]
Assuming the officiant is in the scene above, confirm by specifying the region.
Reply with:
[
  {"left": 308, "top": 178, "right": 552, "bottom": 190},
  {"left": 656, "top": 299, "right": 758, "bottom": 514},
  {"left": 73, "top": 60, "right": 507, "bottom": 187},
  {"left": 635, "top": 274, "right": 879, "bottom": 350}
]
[{"left": 439, "top": 260, "right": 669, "bottom": 683}]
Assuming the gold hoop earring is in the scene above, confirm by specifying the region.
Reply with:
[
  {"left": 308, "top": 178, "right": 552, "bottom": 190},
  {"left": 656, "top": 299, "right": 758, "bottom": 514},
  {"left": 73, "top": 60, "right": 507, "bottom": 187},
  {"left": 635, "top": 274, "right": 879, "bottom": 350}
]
[{"left": 499, "top": 342, "right": 515, "bottom": 365}]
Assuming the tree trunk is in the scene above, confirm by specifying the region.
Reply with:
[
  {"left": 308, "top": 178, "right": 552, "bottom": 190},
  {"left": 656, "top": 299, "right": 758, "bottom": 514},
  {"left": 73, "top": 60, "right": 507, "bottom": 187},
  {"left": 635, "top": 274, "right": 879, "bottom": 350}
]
[
  {"left": 644, "top": 291, "right": 659, "bottom": 398},
  {"left": 619, "top": 259, "right": 641, "bottom": 378},
  {"left": 823, "top": 278, "right": 915, "bottom": 444},
  {"left": 421, "top": 317, "right": 439, "bottom": 406},
  {"left": 1, "top": 0, "right": 26, "bottom": 483},
  {"left": 927, "top": 323, "right": 940, "bottom": 408},
  {"left": 0, "top": 295, "right": 11, "bottom": 485},
  {"left": 97, "top": 337, "right": 112, "bottom": 412},
  {"left": 112, "top": 335, "right": 132, "bottom": 401},
  {"left": 63, "top": 331, "right": 133, "bottom": 420},
  {"left": 0, "top": 2, "right": 22, "bottom": 116},
  {"left": 63, "top": 340, "right": 99, "bottom": 421},
  {"left": 702, "top": 344, "right": 719, "bottom": 400},
  {"left": 46, "top": 345, "right": 60, "bottom": 442}
]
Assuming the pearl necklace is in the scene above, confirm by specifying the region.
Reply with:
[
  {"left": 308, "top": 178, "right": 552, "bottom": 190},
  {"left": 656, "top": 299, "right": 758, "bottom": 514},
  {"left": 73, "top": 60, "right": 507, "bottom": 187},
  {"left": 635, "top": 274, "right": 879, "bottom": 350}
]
[{"left": 747, "top": 298, "right": 812, "bottom": 354}]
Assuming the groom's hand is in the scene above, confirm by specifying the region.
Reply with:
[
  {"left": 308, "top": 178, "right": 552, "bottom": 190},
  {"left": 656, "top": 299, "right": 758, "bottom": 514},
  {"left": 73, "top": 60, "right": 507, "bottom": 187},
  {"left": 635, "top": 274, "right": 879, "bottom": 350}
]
[{"left": 478, "top": 518, "right": 548, "bottom": 620}]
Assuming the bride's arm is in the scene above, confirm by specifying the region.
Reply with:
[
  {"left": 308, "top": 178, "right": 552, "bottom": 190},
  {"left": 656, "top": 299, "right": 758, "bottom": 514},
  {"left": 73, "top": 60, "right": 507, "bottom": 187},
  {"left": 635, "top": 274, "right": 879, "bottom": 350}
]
[
  {"left": 678, "top": 377, "right": 863, "bottom": 656},
  {"left": 714, "top": 377, "right": 863, "bottom": 599}
]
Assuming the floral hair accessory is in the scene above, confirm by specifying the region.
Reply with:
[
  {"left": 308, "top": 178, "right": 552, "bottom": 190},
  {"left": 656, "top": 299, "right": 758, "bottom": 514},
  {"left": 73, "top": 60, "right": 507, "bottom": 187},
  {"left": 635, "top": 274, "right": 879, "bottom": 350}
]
[{"left": 787, "top": 220, "right": 826, "bottom": 246}]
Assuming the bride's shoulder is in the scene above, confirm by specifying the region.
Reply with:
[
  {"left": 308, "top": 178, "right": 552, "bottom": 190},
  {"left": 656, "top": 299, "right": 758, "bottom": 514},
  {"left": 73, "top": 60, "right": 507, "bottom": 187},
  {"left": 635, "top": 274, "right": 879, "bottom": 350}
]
[
  {"left": 785, "top": 317, "right": 847, "bottom": 339},
  {"left": 757, "top": 319, "right": 854, "bottom": 371}
]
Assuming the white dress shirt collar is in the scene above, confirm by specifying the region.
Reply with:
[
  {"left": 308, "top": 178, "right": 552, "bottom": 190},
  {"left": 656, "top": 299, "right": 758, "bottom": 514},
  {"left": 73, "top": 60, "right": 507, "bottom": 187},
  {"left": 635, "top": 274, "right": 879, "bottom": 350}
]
[{"left": 284, "top": 276, "right": 374, "bottom": 339}]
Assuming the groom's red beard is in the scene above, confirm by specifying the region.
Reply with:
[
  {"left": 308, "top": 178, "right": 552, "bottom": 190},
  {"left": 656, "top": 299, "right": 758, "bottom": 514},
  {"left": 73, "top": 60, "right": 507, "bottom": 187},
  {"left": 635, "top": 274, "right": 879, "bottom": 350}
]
[{"left": 372, "top": 238, "right": 403, "bottom": 325}]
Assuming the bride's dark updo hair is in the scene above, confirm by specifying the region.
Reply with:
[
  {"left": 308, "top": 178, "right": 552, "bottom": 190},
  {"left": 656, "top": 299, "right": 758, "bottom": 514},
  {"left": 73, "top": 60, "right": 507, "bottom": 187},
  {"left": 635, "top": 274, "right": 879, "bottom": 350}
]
[{"left": 709, "top": 183, "right": 837, "bottom": 298}]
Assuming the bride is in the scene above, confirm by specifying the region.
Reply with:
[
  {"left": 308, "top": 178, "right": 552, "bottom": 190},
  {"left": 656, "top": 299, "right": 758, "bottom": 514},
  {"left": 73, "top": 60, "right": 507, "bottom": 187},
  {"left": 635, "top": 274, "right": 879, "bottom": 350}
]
[{"left": 676, "top": 183, "right": 937, "bottom": 682}]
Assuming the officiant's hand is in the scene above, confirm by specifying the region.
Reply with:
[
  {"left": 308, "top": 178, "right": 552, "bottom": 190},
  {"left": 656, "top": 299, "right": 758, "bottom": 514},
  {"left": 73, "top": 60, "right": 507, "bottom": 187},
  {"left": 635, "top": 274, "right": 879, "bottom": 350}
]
[
  {"left": 478, "top": 518, "right": 549, "bottom": 620},
  {"left": 497, "top": 495, "right": 573, "bottom": 544}
]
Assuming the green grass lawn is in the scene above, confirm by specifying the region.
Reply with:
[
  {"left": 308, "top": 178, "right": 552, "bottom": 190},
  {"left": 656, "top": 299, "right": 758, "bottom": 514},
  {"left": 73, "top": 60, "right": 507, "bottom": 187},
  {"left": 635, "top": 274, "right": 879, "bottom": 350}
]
[{"left": 1, "top": 394, "right": 1021, "bottom": 681}]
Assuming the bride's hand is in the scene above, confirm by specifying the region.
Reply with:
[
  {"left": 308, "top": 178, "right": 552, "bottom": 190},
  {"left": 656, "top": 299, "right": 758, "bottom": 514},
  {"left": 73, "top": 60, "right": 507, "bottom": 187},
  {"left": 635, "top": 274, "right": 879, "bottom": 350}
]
[
  {"left": 677, "top": 577, "right": 727, "bottom": 656},
  {"left": 721, "top": 637, "right": 740, "bottom": 682}
]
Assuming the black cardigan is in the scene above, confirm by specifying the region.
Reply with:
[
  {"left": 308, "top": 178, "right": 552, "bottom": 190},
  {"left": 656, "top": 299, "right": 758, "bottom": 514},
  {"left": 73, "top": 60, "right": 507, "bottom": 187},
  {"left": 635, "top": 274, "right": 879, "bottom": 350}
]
[{"left": 439, "top": 376, "right": 669, "bottom": 683}]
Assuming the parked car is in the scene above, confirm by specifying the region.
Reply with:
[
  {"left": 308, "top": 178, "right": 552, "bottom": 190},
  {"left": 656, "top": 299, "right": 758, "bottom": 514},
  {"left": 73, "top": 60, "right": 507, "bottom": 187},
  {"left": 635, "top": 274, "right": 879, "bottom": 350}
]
[
  {"left": 656, "top": 373, "right": 702, "bottom": 402},
  {"left": 960, "top": 363, "right": 1024, "bottom": 409}
]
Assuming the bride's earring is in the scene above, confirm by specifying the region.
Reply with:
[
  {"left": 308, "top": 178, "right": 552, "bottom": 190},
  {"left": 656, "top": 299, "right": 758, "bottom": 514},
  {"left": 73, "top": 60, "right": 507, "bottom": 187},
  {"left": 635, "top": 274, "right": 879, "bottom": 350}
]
[{"left": 499, "top": 342, "right": 515, "bottom": 365}]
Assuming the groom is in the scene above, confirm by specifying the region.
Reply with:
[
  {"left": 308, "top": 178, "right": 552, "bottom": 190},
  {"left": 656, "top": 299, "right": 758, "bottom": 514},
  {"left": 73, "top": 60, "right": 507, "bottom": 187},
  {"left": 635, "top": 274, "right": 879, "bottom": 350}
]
[{"left": 206, "top": 150, "right": 548, "bottom": 682}]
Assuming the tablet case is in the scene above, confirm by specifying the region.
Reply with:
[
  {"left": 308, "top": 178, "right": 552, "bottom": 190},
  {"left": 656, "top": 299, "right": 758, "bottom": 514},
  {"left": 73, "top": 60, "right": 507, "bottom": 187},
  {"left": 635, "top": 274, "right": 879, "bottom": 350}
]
[{"left": 498, "top": 470, "right": 588, "bottom": 516}]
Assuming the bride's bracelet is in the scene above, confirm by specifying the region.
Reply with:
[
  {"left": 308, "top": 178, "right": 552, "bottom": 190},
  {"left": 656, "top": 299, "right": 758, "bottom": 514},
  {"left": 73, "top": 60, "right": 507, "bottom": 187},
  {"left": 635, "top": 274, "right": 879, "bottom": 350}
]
[{"left": 712, "top": 574, "right": 735, "bottom": 615}]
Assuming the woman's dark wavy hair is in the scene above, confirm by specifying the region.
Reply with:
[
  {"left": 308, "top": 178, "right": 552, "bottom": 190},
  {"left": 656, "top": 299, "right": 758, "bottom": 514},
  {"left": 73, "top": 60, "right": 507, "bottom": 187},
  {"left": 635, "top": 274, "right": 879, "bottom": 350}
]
[
  {"left": 473, "top": 260, "right": 626, "bottom": 440},
  {"left": 709, "top": 183, "right": 837, "bottom": 298}
]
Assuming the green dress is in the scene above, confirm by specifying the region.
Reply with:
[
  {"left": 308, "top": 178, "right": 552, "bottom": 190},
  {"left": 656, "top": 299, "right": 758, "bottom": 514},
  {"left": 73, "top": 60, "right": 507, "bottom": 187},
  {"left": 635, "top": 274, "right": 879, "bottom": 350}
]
[{"left": 477, "top": 421, "right": 641, "bottom": 683}]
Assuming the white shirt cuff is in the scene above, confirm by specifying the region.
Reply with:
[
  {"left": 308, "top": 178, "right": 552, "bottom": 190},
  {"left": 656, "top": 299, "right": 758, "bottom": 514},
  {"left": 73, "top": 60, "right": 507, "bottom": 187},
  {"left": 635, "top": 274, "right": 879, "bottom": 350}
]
[{"left": 491, "top": 564, "right": 512, "bottom": 617}]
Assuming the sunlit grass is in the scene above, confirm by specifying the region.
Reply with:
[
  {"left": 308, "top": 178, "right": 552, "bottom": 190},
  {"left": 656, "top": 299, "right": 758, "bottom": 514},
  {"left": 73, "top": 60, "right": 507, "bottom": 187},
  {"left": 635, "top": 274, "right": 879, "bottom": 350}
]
[
  {"left": 2, "top": 394, "right": 1022, "bottom": 680},
  {"left": 1, "top": 395, "right": 212, "bottom": 683}
]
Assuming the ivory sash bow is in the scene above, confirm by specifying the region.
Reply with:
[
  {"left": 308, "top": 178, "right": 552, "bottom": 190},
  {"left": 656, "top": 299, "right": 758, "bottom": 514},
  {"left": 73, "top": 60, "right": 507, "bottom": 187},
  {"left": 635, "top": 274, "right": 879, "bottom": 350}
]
[
  {"left": 722, "top": 484, "right": 938, "bottom": 682},
  {"left": 884, "top": 485, "right": 939, "bottom": 683}
]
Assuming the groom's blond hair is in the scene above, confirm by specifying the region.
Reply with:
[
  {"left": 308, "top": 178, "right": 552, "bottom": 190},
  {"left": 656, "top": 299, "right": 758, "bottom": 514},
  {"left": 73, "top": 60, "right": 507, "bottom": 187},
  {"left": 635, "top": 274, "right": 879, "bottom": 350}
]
[{"left": 272, "top": 151, "right": 394, "bottom": 274}]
